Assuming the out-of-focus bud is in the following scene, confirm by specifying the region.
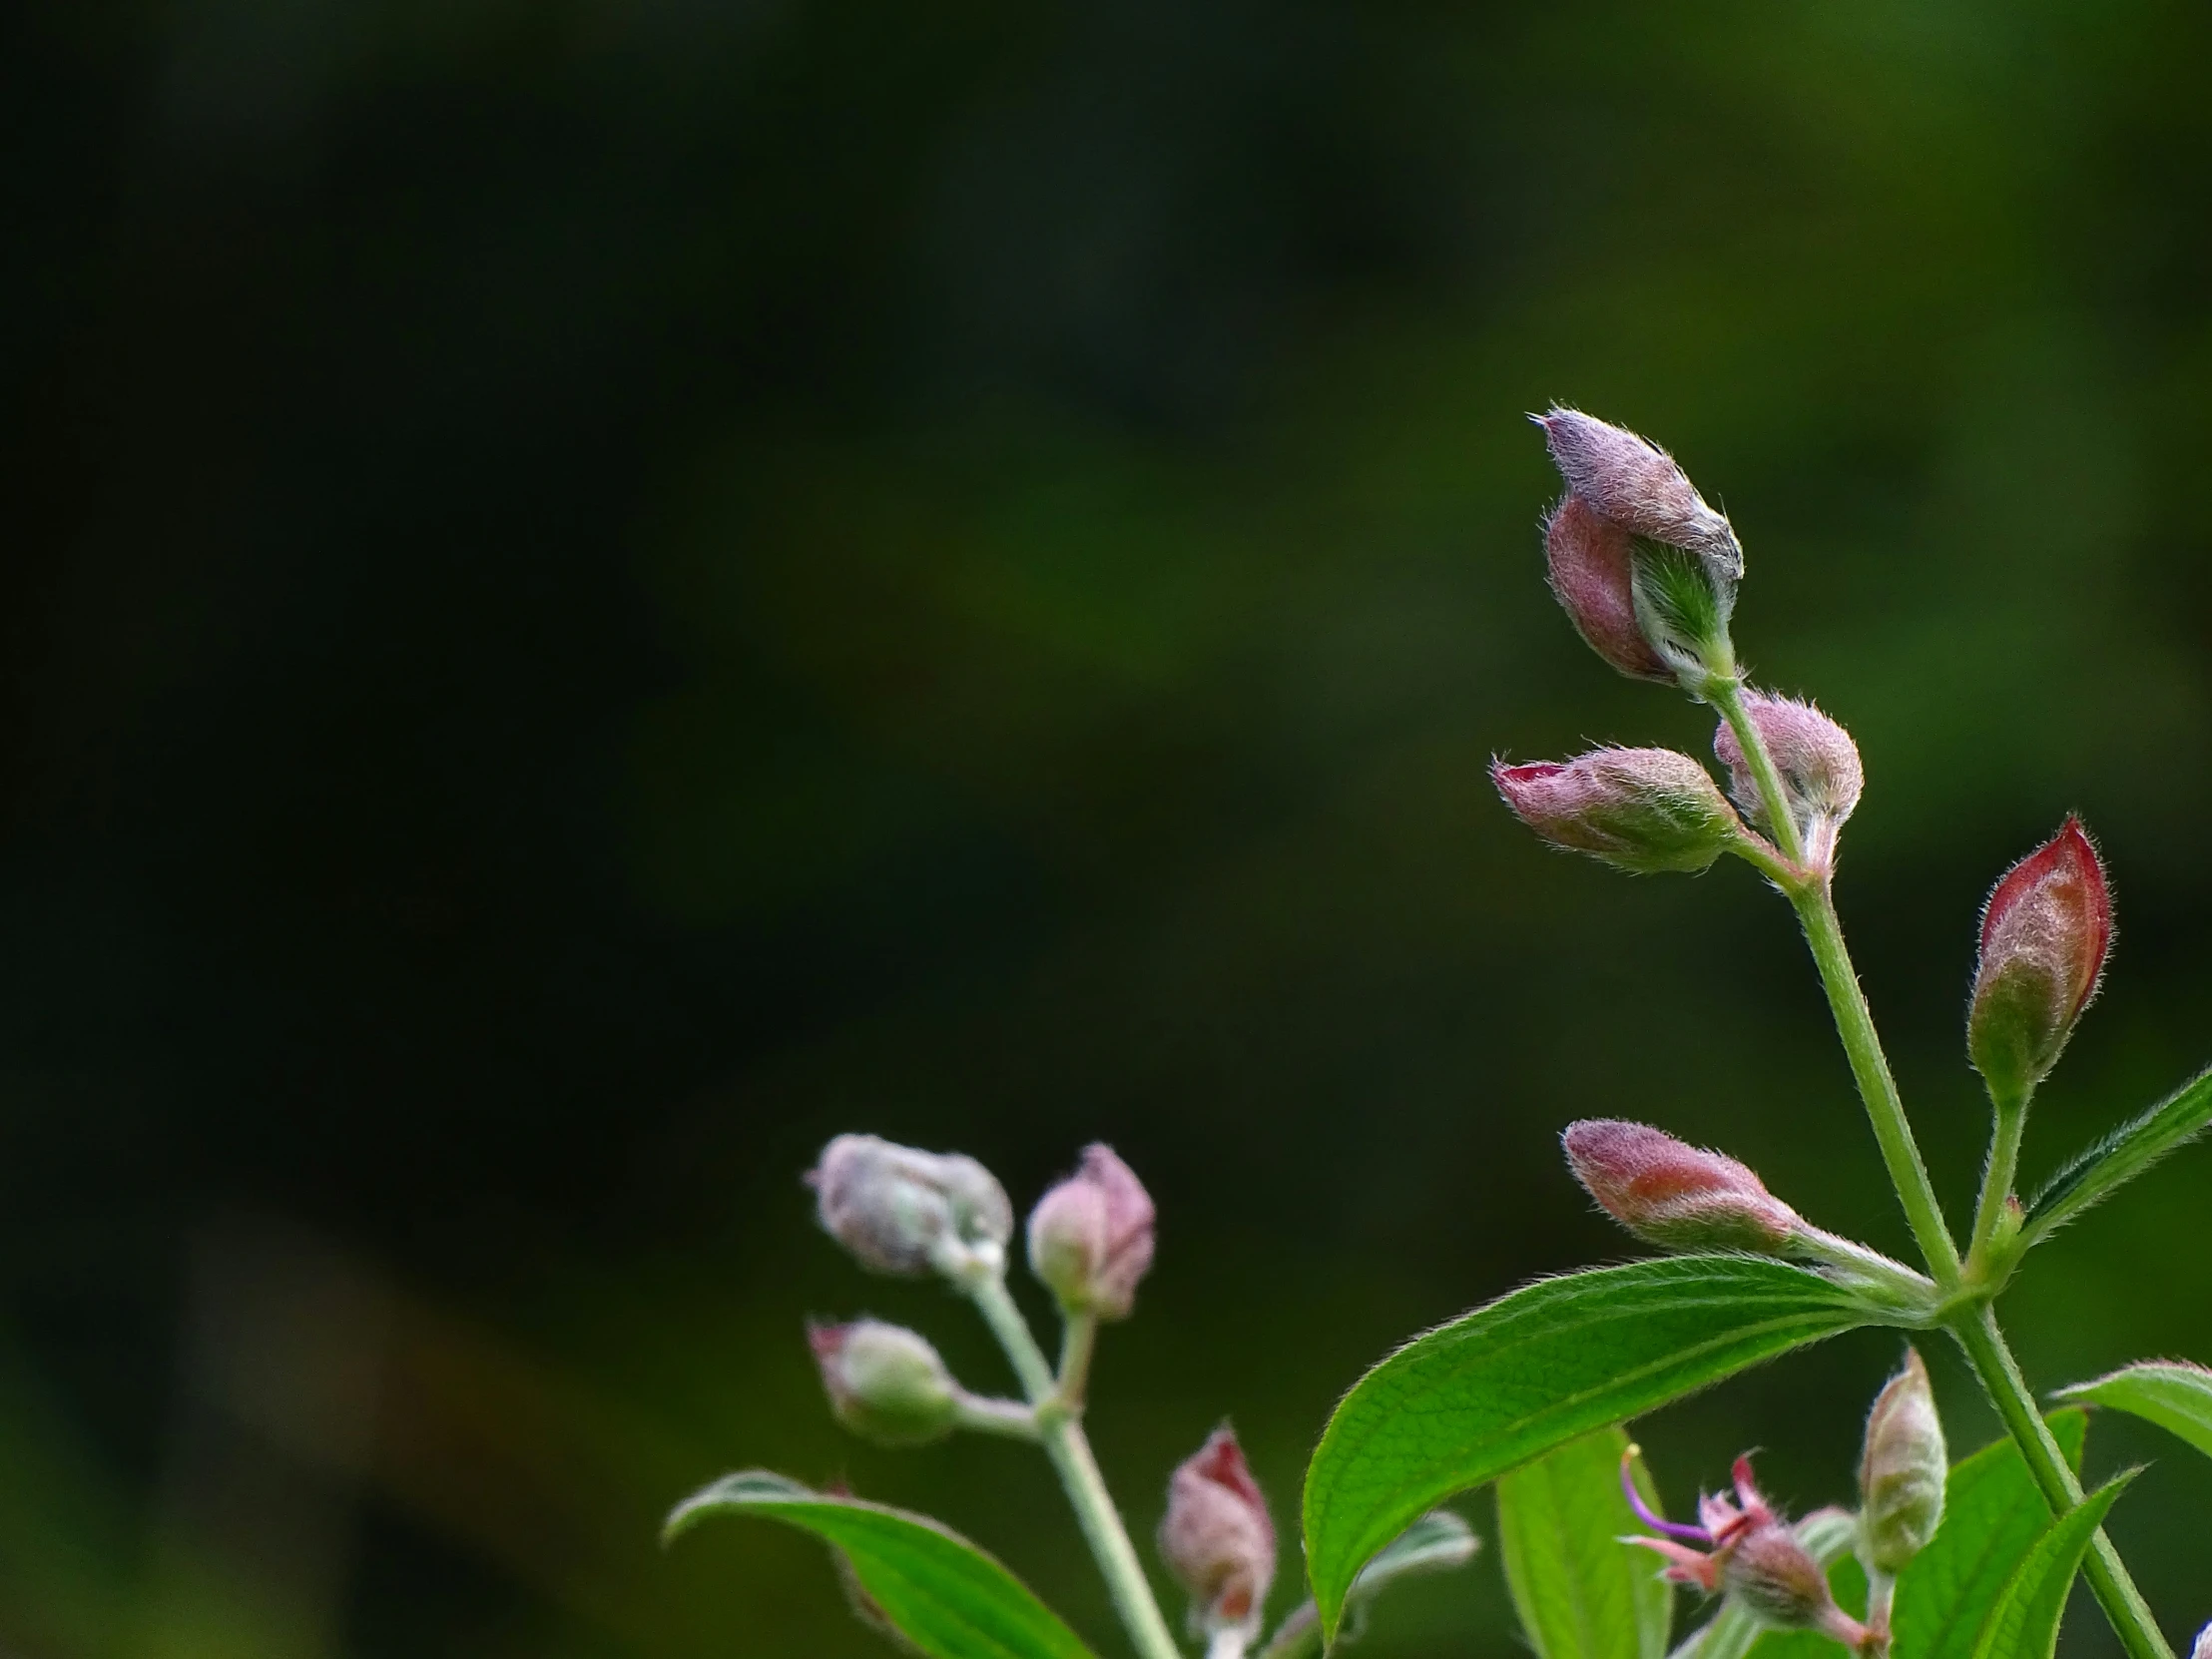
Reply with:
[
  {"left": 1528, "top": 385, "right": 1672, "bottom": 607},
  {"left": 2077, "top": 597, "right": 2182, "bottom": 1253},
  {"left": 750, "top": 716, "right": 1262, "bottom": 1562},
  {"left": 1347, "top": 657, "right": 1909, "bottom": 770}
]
[
  {"left": 1158, "top": 1427, "right": 1276, "bottom": 1640},
  {"left": 1491, "top": 749, "right": 1741, "bottom": 875},
  {"left": 1562, "top": 1119, "right": 1800, "bottom": 1254},
  {"left": 1859, "top": 1347, "right": 1946, "bottom": 1576},
  {"left": 1534, "top": 408, "right": 1743, "bottom": 579},
  {"left": 809, "top": 1134, "right": 1014, "bottom": 1281},
  {"left": 808, "top": 1320, "right": 962, "bottom": 1447},
  {"left": 1967, "top": 819, "right": 2113, "bottom": 1102},
  {"left": 1544, "top": 493, "right": 1672, "bottom": 682},
  {"left": 2191, "top": 1622, "right": 2212, "bottom": 1659},
  {"left": 1027, "top": 1144, "right": 1156, "bottom": 1321},
  {"left": 1713, "top": 692, "right": 1865, "bottom": 870}
]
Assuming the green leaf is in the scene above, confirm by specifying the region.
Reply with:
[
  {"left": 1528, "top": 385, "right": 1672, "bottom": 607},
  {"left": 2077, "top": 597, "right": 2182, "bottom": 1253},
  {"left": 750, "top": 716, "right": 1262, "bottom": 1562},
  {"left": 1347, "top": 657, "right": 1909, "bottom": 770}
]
[
  {"left": 2054, "top": 1361, "right": 2212, "bottom": 1461},
  {"left": 2023, "top": 1063, "right": 2212, "bottom": 1247},
  {"left": 1257, "top": 1510, "right": 1482, "bottom": 1659},
  {"left": 1301, "top": 1257, "right": 1881, "bottom": 1639},
  {"left": 1967, "top": 1473, "right": 2134, "bottom": 1659},
  {"left": 1497, "top": 1427, "right": 1669, "bottom": 1659},
  {"left": 1892, "top": 1410, "right": 2087, "bottom": 1659},
  {"left": 1668, "top": 1508, "right": 1859, "bottom": 1659},
  {"left": 664, "top": 1470, "right": 1099, "bottom": 1659}
]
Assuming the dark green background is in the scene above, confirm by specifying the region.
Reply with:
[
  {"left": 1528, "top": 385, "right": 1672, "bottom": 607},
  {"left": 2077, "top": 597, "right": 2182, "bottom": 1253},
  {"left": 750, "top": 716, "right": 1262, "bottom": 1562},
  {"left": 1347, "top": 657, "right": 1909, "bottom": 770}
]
[{"left": 5, "top": 0, "right": 2210, "bottom": 1652}]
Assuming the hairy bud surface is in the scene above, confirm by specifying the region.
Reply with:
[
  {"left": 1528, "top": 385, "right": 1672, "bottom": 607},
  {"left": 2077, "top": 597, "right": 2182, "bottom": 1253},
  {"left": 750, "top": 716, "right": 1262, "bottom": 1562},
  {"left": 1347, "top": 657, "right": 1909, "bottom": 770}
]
[
  {"left": 1492, "top": 749, "right": 1739, "bottom": 874},
  {"left": 1544, "top": 493, "right": 1671, "bottom": 681},
  {"left": 1968, "top": 818, "right": 2112, "bottom": 1100},
  {"left": 1713, "top": 692, "right": 1864, "bottom": 870},
  {"left": 1858, "top": 1347, "right": 1945, "bottom": 1575},
  {"left": 1027, "top": 1144, "right": 1156, "bottom": 1321},
  {"left": 808, "top": 1320, "right": 962, "bottom": 1447},
  {"left": 810, "top": 1134, "right": 1014, "bottom": 1281},
  {"left": 1158, "top": 1427, "right": 1276, "bottom": 1639},
  {"left": 1563, "top": 1119, "right": 1799, "bottom": 1253}
]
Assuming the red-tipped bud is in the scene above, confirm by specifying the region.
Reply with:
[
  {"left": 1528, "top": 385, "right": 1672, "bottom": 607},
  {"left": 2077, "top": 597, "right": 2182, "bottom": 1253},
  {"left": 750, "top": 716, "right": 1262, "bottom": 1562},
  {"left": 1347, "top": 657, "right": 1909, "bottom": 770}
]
[
  {"left": 1858, "top": 1347, "right": 1946, "bottom": 1575},
  {"left": 1968, "top": 819, "right": 2113, "bottom": 1101},
  {"left": 1713, "top": 692, "right": 1865, "bottom": 870},
  {"left": 1158, "top": 1427, "right": 1276, "bottom": 1639},
  {"left": 1027, "top": 1144, "right": 1156, "bottom": 1321},
  {"left": 808, "top": 1320, "right": 962, "bottom": 1447},
  {"left": 1562, "top": 1119, "right": 1800, "bottom": 1254},
  {"left": 809, "top": 1134, "right": 1014, "bottom": 1281},
  {"left": 1491, "top": 749, "right": 1740, "bottom": 874},
  {"left": 1534, "top": 408, "right": 1742, "bottom": 578},
  {"left": 1544, "top": 493, "right": 1671, "bottom": 681}
]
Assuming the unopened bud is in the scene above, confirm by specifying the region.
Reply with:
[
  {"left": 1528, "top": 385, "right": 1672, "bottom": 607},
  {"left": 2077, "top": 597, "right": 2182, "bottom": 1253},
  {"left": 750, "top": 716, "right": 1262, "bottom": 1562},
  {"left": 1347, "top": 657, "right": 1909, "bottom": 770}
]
[
  {"left": 1027, "top": 1144, "right": 1156, "bottom": 1321},
  {"left": 1491, "top": 749, "right": 1741, "bottom": 874},
  {"left": 1858, "top": 1347, "right": 1945, "bottom": 1575},
  {"left": 808, "top": 1320, "right": 962, "bottom": 1447},
  {"left": 1562, "top": 1119, "right": 1800, "bottom": 1254},
  {"left": 1968, "top": 818, "right": 2113, "bottom": 1101},
  {"left": 809, "top": 1134, "right": 1013, "bottom": 1281},
  {"left": 1713, "top": 692, "right": 1865, "bottom": 869},
  {"left": 1534, "top": 408, "right": 1742, "bottom": 578},
  {"left": 1544, "top": 493, "right": 1671, "bottom": 682},
  {"left": 1158, "top": 1426, "right": 1276, "bottom": 1639},
  {"left": 2191, "top": 1623, "right": 2211, "bottom": 1659},
  {"left": 1724, "top": 1521, "right": 1862, "bottom": 1644}
]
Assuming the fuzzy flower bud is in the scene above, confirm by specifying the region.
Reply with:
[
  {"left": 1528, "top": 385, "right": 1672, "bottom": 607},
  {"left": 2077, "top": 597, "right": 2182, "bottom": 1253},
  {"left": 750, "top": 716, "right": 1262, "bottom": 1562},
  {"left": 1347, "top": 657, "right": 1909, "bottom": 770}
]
[
  {"left": 1491, "top": 749, "right": 1740, "bottom": 874},
  {"left": 2192, "top": 1624, "right": 2212, "bottom": 1659},
  {"left": 810, "top": 1134, "right": 1014, "bottom": 1281},
  {"left": 1544, "top": 493, "right": 1672, "bottom": 681},
  {"left": 1563, "top": 1119, "right": 1800, "bottom": 1254},
  {"left": 808, "top": 1320, "right": 962, "bottom": 1447},
  {"left": 1968, "top": 819, "right": 2113, "bottom": 1102},
  {"left": 1713, "top": 692, "right": 1865, "bottom": 870},
  {"left": 1027, "top": 1144, "right": 1156, "bottom": 1321},
  {"left": 1858, "top": 1347, "right": 1946, "bottom": 1576},
  {"left": 1534, "top": 408, "right": 1743, "bottom": 578},
  {"left": 1724, "top": 1523, "right": 1852, "bottom": 1634},
  {"left": 1158, "top": 1427, "right": 1276, "bottom": 1639}
]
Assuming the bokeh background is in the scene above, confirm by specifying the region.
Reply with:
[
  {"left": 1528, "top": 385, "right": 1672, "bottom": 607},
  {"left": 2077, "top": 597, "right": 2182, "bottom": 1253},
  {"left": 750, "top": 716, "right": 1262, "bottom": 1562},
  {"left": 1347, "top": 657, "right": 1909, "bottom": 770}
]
[{"left": 6, "top": 0, "right": 2212, "bottom": 1652}]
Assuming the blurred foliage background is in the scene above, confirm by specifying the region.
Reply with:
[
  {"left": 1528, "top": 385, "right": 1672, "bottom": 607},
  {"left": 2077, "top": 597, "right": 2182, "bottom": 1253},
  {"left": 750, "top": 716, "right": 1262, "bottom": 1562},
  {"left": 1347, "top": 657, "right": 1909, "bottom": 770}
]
[{"left": 5, "top": 0, "right": 2212, "bottom": 1652}]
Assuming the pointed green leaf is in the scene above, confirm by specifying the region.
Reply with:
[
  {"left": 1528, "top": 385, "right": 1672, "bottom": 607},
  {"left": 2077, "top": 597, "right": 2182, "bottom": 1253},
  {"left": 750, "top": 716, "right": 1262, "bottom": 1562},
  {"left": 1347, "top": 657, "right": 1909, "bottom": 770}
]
[
  {"left": 1892, "top": 1410, "right": 2087, "bottom": 1659},
  {"left": 1668, "top": 1508, "right": 1859, "bottom": 1659},
  {"left": 1967, "top": 1473, "right": 2134, "bottom": 1659},
  {"left": 1302, "top": 1257, "right": 1881, "bottom": 1639},
  {"left": 665, "top": 1470, "right": 1099, "bottom": 1659},
  {"left": 2054, "top": 1362, "right": 2212, "bottom": 1461},
  {"left": 2023, "top": 1063, "right": 2212, "bottom": 1248},
  {"left": 1256, "top": 1510, "right": 1482, "bottom": 1659},
  {"left": 1498, "top": 1427, "right": 1669, "bottom": 1659}
]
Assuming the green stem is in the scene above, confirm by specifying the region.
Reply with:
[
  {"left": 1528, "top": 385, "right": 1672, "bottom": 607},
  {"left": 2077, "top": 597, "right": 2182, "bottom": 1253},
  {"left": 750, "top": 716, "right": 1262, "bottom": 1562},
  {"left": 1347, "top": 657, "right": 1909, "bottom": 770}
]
[
  {"left": 1950, "top": 1308, "right": 2171, "bottom": 1659},
  {"left": 1709, "top": 677, "right": 1807, "bottom": 866},
  {"left": 968, "top": 1273, "right": 1183, "bottom": 1659},
  {"left": 1968, "top": 1092, "right": 2028, "bottom": 1270}
]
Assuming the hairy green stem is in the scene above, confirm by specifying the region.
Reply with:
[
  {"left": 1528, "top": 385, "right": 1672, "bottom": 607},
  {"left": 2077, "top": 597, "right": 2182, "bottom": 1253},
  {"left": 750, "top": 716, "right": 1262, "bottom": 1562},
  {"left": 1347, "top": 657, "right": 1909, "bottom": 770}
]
[
  {"left": 968, "top": 1273, "right": 1183, "bottom": 1659},
  {"left": 1951, "top": 1308, "right": 2172, "bottom": 1659},
  {"left": 1709, "top": 677, "right": 1807, "bottom": 867},
  {"left": 1968, "top": 1092, "right": 2027, "bottom": 1270}
]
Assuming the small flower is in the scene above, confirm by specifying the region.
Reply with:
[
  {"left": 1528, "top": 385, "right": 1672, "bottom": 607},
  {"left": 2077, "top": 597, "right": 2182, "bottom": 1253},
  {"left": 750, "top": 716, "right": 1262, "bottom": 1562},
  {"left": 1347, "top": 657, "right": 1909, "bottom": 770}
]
[
  {"left": 1713, "top": 692, "right": 1865, "bottom": 872},
  {"left": 1492, "top": 749, "right": 1742, "bottom": 874},
  {"left": 808, "top": 1320, "right": 963, "bottom": 1447},
  {"left": 1563, "top": 1119, "right": 1801, "bottom": 1254},
  {"left": 1967, "top": 818, "right": 2113, "bottom": 1101},
  {"left": 1544, "top": 493, "right": 1672, "bottom": 681},
  {"left": 1159, "top": 1427, "right": 1276, "bottom": 1641},
  {"left": 809, "top": 1134, "right": 1014, "bottom": 1282},
  {"left": 1534, "top": 408, "right": 1744, "bottom": 578},
  {"left": 1027, "top": 1144, "right": 1157, "bottom": 1321},
  {"left": 1858, "top": 1347, "right": 1946, "bottom": 1576},
  {"left": 1621, "top": 1452, "right": 1872, "bottom": 1650}
]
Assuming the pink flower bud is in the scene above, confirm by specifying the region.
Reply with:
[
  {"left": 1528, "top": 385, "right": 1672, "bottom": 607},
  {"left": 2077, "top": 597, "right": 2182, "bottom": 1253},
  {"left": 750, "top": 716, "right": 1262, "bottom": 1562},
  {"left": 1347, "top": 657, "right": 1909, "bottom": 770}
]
[
  {"left": 1723, "top": 1521, "right": 1863, "bottom": 1642},
  {"left": 1544, "top": 492, "right": 1671, "bottom": 681},
  {"left": 1968, "top": 818, "right": 2113, "bottom": 1101},
  {"left": 1858, "top": 1347, "right": 1945, "bottom": 1575},
  {"left": 808, "top": 1319, "right": 963, "bottom": 1447},
  {"left": 2191, "top": 1624, "right": 2212, "bottom": 1659},
  {"left": 1712, "top": 692, "right": 1865, "bottom": 869},
  {"left": 1534, "top": 408, "right": 1742, "bottom": 578},
  {"left": 1562, "top": 1119, "right": 1800, "bottom": 1254},
  {"left": 809, "top": 1134, "right": 1014, "bottom": 1280},
  {"left": 1026, "top": 1144, "right": 1156, "bottom": 1321},
  {"left": 1491, "top": 749, "right": 1740, "bottom": 874},
  {"left": 1158, "top": 1426, "right": 1276, "bottom": 1638}
]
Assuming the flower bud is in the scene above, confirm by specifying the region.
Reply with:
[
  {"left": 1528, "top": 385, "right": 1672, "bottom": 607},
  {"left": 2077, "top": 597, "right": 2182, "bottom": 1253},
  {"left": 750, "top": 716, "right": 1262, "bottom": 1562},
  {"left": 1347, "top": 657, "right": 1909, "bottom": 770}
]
[
  {"left": 809, "top": 1134, "right": 1014, "bottom": 1281},
  {"left": 1491, "top": 749, "right": 1741, "bottom": 874},
  {"left": 1027, "top": 1144, "right": 1156, "bottom": 1321},
  {"left": 1967, "top": 818, "right": 2113, "bottom": 1101},
  {"left": 2191, "top": 1623, "right": 2212, "bottom": 1659},
  {"left": 1723, "top": 1522, "right": 1862, "bottom": 1642},
  {"left": 1712, "top": 692, "right": 1865, "bottom": 869},
  {"left": 808, "top": 1320, "right": 962, "bottom": 1447},
  {"left": 1858, "top": 1347, "right": 1946, "bottom": 1576},
  {"left": 1534, "top": 408, "right": 1743, "bottom": 578},
  {"left": 1158, "top": 1426, "right": 1276, "bottom": 1639},
  {"left": 1562, "top": 1119, "right": 1800, "bottom": 1254},
  {"left": 1544, "top": 493, "right": 1671, "bottom": 682}
]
